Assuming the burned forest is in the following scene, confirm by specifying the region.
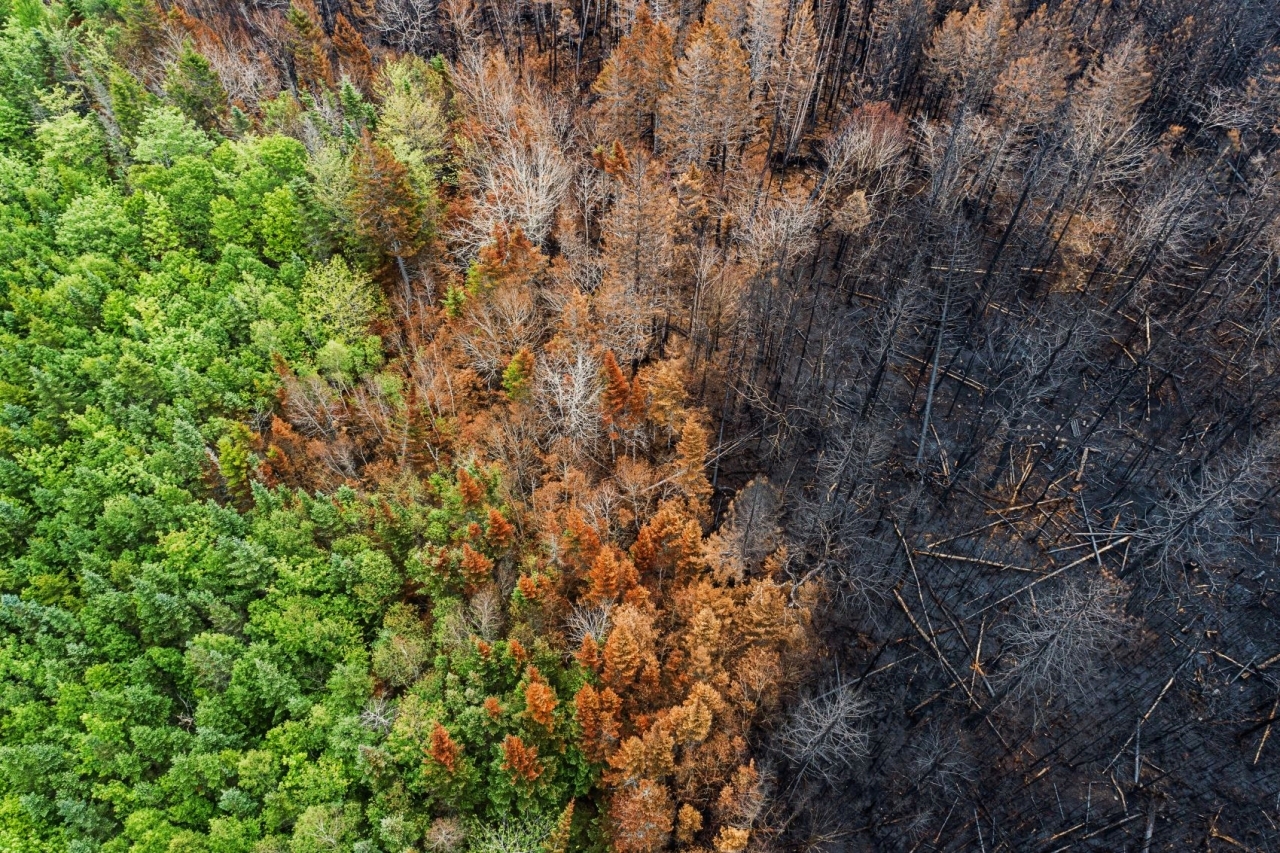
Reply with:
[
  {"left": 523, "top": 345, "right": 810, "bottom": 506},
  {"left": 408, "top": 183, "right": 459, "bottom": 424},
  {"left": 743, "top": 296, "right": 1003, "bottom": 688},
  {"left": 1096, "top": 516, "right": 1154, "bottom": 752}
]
[{"left": 0, "top": 0, "right": 1278, "bottom": 851}]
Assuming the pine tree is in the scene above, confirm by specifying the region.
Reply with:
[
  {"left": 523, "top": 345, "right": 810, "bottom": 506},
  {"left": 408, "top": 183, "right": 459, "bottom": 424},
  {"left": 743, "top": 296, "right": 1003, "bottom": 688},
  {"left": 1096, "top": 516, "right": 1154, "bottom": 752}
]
[
  {"left": 545, "top": 801, "right": 575, "bottom": 853},
  {"left": 286, "top": 0, "right": 334, "bottom": 92},
  {"left": 591, "top": 5, "right": 675, "bottom": 146},
  {"left": 108, "top": 64, "right": 154, "bottom": 142},
  {"left": 523, "top": 667, "right": 559, "bottom": 729},
  {"left": 602, "top": 604, "right": 659, "bottom": 692},
  {"left": 503, "top": 348, "right": 535, "bottom": 402},
  {"left": 767, "top": 0, "right": 818, "bottom": 162},
  {"left": 587, "top": 544, "right": 639, "bottom": 603},
  {"left": 992, "top": 45, "right": 1079, "bottom": 131},
  {"left": 745, "top": 0, "right": 784, "bottom": 85},
  {"left": 165, "top": 42, "right": 227, "bottom": 130},
  {"left": 427, "top": 721, "right": 462, "bottom": 773},
  {"left": 117, "top": 0, "right": 166, "bottom": 61},
  {"left": 575, "top": 683, "right": 623, "bottom": 761},
  {"left": 457, "top": 467, "right": 485, "bottom": 506},
  {"left": 602, "top": 350, "right": 633, "bottom": 431},
  {"left": 560, "top": 508, "right": 604, "bottom": 579},
  {"left": 1067, "top": 36, "right": 1153, "bottom": 176},
  {"left": 672, "top": 414, "right": 712, "bottom": 501},
  {"left": 332, "top": 13, "right": 374, "bottom": 91},
  {"left": 706, "top": 26, "right": 756, "bottom": 167},
  {"left": 630, "top": 499, "right": 704, "bottom": 587},
  {"left": 704, "top": 0, "right": 747, "bottom": 41},
  {"left": 459, "top": 542, "right": 494, "bottom": 587},
  {"left": 349, "top": 131, "right": 422, "bottom": 285},
  {"left": 658, "top": 22, "right": 756, "bottom": 169},
  {"left": 485, "top": 506, "right": 515, "bottom": 549},
  {"left": 597, "top": 154, "right": 675, "bottom": 362},
  {"left": 501, "top": 735, "right": 543, "bottom": 782},
  {"left": 925, "top": 0, "right": 1014, "bottom": 108},
  {"left": 610, "top": 780, "right": 674, "bottom": 853},
  {"left": 216, "top": 423, "right": 256, "bottom": 510},
  {"left": 658, "top": 24, "right": 716, "bottom": 166}
]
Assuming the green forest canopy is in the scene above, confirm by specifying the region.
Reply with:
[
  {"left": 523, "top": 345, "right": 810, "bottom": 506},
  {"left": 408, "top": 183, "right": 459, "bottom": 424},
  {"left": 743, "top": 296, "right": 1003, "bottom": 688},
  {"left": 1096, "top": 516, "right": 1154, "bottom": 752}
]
[{"left": 0, "top": 6, "right": 595, "bottom": 852}]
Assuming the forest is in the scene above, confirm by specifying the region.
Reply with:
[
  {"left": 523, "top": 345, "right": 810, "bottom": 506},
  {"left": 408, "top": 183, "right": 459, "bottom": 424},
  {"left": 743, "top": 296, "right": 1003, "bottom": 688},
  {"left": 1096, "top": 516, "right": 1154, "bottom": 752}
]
[{"left": 0, "top": 0, "right": 1278, "bottom": 850}]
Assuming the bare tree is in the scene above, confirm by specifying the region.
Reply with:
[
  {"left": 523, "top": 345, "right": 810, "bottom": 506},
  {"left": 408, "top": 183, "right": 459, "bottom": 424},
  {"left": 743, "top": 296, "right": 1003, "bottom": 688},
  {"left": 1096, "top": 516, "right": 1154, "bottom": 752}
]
[
  {"left": 360, "top": 697, "right": 398, "bottom": 733},
  {"left": 566, "top": 601, "right": 613, "bottom": 648},
  {"left": 460, "top": 281, "right": 541, "bottom": 385},
  {"left": 469, "top": 585, "right": 506, "bottom": 640},
  {"left": 450, "top": 52, "right": 574, "bottom": 253},
  {"left": 1134, "top": 431, "right": 1280, "bottom": 583},
  {"left": 377, "top": 0, "right": 439, "bottom": 54},
  {"left": 776, "top": 681, "right": 873, "bottom": 786},
  {"left": 423, "top": 817, "right": 466, "bottom": 852},
  {"left": 994, "top": 576, "right": 1127, "bottom": 711},
  {"left": 535, "top": 343, "right": 604, "bottom": 462}
]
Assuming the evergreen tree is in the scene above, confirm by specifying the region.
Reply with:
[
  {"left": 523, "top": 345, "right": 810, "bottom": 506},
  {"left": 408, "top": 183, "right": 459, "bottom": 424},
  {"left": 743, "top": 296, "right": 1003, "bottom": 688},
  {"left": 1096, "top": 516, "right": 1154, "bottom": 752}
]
[
  {"left": 332, "top": 13, "right": 374, "bottom": 91},
  {"left": 658, "top": 21, "right": 756, "bottom": 169},
  {"left": 286, "top": 0, "right": 334, "bottom": 92},
  {"left": 591, "top": 5, "right": 675, "bottom": 147},
  {"left": 165, "top": 41, "right": 227, "bottom": 130},
  {"left": 349, "top": 130, "right": 422, "bottom": 285}
]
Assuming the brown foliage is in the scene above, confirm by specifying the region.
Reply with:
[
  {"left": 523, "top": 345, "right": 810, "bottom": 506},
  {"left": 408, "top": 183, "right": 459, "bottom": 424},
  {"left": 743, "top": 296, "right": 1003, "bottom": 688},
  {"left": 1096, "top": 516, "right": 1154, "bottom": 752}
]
[
  {"left": 349, "top": 131, "right": 421, "bottom": 266},
  {"left": 576, "top": 634, "right": 602, "bottom": 671},
  {"left": 427, "top": 721, "right": 461, "bottom": 773},
  {"left": 676, "top": 803, "right": 703, "bottom": 844},
  {"left": 608, "top": 726, "right": 675, "bottom": 785},
  {"left": 332, "top": 13, "right": 372, "bottom": 90},
  {"left": 473, "top": 225, "right": 545, "bottom": 291},
  {"left": 591, "top": 6, "right": 674, "bottom": 145},
  {"left": 165, "top": 1, "right": 1279, "bottom": 847},
  {"left": 523, "top": 666, "right": 559, "bottom": 729},
  {"left": 459, "top": 543, "right": 494, "bottom": 587},
  {"left": 631, "top": 499, "right": 704, "bottom": 588},
  {"left": 285, "top": 0, "right": 333, "bottom": 91},
  {"left": 672, "top": 415, "right": 712, "bottom": 502},
  {"left": 610, "top": 779, "right": 674, "bottom": 853},
  {"left": 602, "top": 604, "right": 659, "bottom": 694},
  {"left": 561, "top": 508, "right": 603, "bottom": 577},
  {"left": 501, "top": 734, "right": 543, "bottom": 783},
  {"left": 484, "top": 507, "right": 514, "bottom": 549},
  {"left": 586, "top": 545, "right": 639, "bottom": 604},
  {"left": 457, "top": 467, "right": 484, "bottom": 506},
  {"left": 229, "top": 41, "right": 816, "bottom": 842},
  {"left": 575, "top": 682, "right": 623, "bottom": 762},
  {"left": 602, "top": 350, "right": 633, "bottom": 431}
]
